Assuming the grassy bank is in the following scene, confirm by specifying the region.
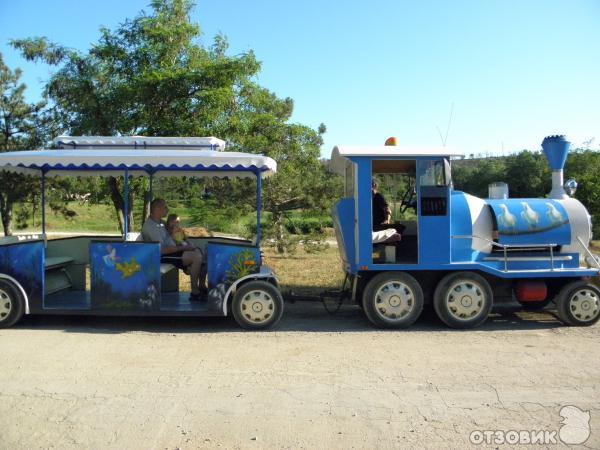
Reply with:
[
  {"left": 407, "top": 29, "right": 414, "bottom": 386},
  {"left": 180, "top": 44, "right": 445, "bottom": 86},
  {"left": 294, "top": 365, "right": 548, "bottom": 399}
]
[{"left": 14, "top": 201, "right": 333, "bottom": 237}]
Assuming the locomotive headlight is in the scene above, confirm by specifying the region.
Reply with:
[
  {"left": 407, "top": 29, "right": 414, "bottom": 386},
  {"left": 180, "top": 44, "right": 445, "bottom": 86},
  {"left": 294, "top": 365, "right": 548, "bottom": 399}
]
[{"left": 564, "top": 179, "right": 578, "bottom": 196}]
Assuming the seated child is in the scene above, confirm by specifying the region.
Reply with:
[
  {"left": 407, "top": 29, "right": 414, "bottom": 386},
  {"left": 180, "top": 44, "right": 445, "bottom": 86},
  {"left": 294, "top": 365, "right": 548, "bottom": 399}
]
[
  {"left": 166, "top": 214, "right": 206, "bottom": 286},
  {"left": 166, "top": 214, "right": 193, "bottom": 247}
]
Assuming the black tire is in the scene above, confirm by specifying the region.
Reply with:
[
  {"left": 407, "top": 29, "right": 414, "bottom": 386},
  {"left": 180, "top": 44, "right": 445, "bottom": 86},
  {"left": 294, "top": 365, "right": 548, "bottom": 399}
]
[
  {"left": 434, "top": 272, "right": 493, "bottom": 329},
  {"left": 362, "top": 272, "right": 424, "bottom": 329},
  {"left": 0, "top": 279, "right": 25, "bottom": 329},
  {"left": 232, "top": 281, "right": 284, "bottom": 330},
  {"left": 555, "top": 281, "right": 600, "bottom": 326}
]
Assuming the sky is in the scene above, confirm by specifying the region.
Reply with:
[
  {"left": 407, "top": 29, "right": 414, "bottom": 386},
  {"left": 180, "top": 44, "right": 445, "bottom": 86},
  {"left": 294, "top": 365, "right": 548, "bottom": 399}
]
[{"left": 1, "top": 0, "right": 599, "bottom": 158}]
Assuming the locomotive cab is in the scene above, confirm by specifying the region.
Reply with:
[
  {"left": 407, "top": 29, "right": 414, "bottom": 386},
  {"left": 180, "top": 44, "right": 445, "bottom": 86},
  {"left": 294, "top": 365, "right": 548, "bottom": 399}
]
[{"left": 330, "top": 144, "right": 461, "bottom": 271}]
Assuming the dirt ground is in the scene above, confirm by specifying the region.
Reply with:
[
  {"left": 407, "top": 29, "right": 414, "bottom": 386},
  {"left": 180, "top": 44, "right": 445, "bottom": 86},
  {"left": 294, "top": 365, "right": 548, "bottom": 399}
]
[{"left": 1, "top": 302, "right": 599, "bottom": 449}]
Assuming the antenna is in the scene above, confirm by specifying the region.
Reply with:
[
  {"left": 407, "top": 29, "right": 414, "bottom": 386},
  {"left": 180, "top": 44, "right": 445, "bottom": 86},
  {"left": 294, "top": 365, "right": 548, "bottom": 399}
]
[{"left": 436, "top": 102, "right": 454, "bottom": 147}]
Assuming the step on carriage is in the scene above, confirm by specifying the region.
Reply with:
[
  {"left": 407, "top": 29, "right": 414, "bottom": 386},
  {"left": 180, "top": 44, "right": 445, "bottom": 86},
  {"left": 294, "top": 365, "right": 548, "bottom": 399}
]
[{"left": 0, "top": 136, "right": 283, "bottom": 330}]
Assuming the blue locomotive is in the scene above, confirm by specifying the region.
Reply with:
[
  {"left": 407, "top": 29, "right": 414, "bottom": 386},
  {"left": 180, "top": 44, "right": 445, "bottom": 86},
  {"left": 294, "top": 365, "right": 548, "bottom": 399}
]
[{"left": 331, "top": 135, "right": 600, "bottom": 329}]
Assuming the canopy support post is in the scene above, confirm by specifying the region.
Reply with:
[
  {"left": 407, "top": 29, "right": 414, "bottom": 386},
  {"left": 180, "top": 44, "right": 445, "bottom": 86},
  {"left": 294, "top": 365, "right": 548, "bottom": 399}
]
[
  {"left": 41, "top": 171, "right": 46, "bottom": 245},
  {"left": 149, "top": 173, "right": 154, "bottom": 201},
  {"left": 256, "top": 171, "right": 262, "bottom": 248},
  {"left": 124, "top": 169, "right": 129, "bottom": 240}
]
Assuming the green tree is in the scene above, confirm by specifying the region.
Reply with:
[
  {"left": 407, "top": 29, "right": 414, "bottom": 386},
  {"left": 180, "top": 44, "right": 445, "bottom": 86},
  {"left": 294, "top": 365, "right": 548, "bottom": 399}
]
[
  {"left": 566, "top": 150, "right": 600, "bottom": 236},
  {"left": 504, "top": 151, "right": 551, "bottom": 198},
  {"left": 452, "top": 158, "right": 506, "bottom": 198},
  {"left": 12, "top": 0, "right": 336, "bottom": 251},
  {"left": 0, "top": 53, "right": 49, "bottom": 235}
]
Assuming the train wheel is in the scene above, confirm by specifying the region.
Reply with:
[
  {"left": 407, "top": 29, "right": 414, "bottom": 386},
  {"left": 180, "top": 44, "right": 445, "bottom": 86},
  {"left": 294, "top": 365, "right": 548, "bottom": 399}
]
[
  {"left": 362, "top": 272, "right": 423, "bottom": 329},
  {"left": 555, "top": 281, "right": 600, "bottom": 326},
  {"left": 434, "top": 272, "right": 493, "bottom": 329},
  {"left": 232, "top": 281, "right": 284, "bottom": 330},
  {"left": 0, "top": 279, "right": 24, "bottom": 329}
]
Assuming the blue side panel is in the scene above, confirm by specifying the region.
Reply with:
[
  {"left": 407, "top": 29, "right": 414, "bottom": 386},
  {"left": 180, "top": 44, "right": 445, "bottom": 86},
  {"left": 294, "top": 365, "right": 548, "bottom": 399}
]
[
  {"left": 355, "top": 160, "right": 373, "bottom": 266},
  {"left": 0, "top": 241, "right": 44, "bottom": 309},
  {"left": 419, "top": 215, "right": 451, "bottom": 264},
  {"left": 207, "top": 244, "right": 259, "bottom": 289},
  {"left": 450, "top": 191, "right": 476, "bottom": 262},
  {"left": 486, "top": 199, "right": 570, "bottom": 245},
  {"left": 417, "top": 160, "right": 450, "bottom": 264},
  {"left": 90, "top": 242, "right": 161, "bottom": 311},
  {"left": 333, "top": 198, "right": 355, "bottom": 270}
]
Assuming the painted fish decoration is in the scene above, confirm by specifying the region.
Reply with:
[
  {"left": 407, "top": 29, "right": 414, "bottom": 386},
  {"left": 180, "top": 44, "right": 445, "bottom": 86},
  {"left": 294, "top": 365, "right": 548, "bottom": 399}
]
[{"left": 116, "top": 257, "right": 141, "bottom": 278}]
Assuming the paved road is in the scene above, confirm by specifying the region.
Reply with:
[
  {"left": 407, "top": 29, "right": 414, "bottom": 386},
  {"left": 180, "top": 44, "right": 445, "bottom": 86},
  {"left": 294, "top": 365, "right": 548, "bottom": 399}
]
[{"left": 1, "top": 302, "right": 599, "bottom": 449}]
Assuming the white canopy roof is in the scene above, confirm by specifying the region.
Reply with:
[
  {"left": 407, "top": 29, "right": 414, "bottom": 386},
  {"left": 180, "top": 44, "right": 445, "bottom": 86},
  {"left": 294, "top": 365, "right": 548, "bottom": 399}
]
[
  {"left": 329, "top": 145, "right": 464, "bottom": 175},
  {"left": 54, "top": 135, "right": 226, "bottom": 150},
  {"left": 0, "top": 149, "right": 276, "bottom": 178}
]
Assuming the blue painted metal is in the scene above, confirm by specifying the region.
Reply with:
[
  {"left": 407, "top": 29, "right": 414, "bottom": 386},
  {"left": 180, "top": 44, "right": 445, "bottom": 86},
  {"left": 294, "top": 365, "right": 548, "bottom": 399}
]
[
  {"left": 487, "top": 199, "right": 570, "bottom": 246},
  {"left": 0, "top": 241, "right": 44, "bottom": 309},
  {"left": 90, "top": 242, "right": 161, "bottom": 311},
  {"left": 41, "top": 173, "right": 46, "bottom": 236},
  {"left": 256, "top": 172, "right": 262, "bottom": 247},
  {"left": 335, "top": 151, "right": 593, "bottom": 282},
  {"left": 354, "top": 158, "right": 373, "bottom": 267},
  {"left": 417, "top": 160, "right": 450, "bottom": 264},
  {"left": 332, "top": 198, "right": 356, "bottom": 270},
  {"left": 542, "top": 135, "right": 570, "bottom": 170},
  {"left": 124, "top": 169, "right": 129, "bottom": 237},
  {"left": 206, "top": 243, "right": 260, "bottom": 289}
]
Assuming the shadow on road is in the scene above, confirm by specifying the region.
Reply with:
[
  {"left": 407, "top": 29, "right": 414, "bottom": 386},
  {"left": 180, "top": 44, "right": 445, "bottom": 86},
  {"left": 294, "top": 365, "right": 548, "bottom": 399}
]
[{"left": 13, "top": 301, "right": 565, "bottom": 335}]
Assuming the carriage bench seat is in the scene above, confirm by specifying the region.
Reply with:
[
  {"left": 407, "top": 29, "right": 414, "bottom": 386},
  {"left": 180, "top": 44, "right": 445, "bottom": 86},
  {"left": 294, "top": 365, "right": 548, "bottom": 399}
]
[
  {"left": 44, "top": 256, "right": 75, "bottom": 295},
  {"left": 45, "top": 256, "right": 75, "bottom": 270},
  {"left": 160, "top": 263, "right": 177, "bottom": 275}
]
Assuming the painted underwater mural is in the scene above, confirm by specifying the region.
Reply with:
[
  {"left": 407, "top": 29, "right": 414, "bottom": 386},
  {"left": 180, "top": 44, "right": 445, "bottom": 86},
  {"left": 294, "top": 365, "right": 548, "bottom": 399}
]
[
  {"left": 90, "top": 242, "right": 160, "bottom": 311},
  {"left": 0, "top": 241, "right": 44, "bottom": 308},
  {"left": 206, "top": 243, "right": 259, "bottom": 310}
]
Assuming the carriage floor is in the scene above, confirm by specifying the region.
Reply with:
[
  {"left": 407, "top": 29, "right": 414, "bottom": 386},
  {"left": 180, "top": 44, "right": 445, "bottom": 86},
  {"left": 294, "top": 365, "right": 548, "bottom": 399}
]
[{"left": 42, "top": 290, "right": 221, "bottom": 315}]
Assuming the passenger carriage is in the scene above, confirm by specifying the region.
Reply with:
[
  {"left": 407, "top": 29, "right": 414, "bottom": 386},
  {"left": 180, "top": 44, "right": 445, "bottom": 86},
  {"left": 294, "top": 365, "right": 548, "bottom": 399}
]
[{"left": 0, "top": 136, "right": 283, "bottom": 330}]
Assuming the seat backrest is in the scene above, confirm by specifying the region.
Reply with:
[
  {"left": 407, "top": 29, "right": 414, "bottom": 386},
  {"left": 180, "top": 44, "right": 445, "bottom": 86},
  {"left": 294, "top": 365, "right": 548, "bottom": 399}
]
[{"left": 126, "top": 232, "right": 141, "bottom": 242}]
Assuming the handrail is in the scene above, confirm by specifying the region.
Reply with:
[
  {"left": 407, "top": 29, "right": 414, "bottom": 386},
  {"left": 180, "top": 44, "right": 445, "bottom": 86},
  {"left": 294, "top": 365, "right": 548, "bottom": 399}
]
[
  {"left": 451, "top": 234, "right": 558, "bottom": 272},
  {"left": 576, "top": 236, "right": 600, "bottom": 270}
]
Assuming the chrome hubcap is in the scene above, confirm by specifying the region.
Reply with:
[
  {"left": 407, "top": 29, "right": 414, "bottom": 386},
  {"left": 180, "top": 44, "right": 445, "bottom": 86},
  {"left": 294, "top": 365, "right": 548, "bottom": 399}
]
[
  {"left": 446, "top": 281, "right": 486, "bottom": 320},
  {"left": 569, "top": 289, "right": 600, "bottom": 322},
  {"left": 240, "top": 290, "right": 274, "bottom": 324},
  {"left": 373, "top": 281, "right": 414, "bottom": 320},
  {"left": 0, "top": 288, "right": 12, "bottom": 321}
]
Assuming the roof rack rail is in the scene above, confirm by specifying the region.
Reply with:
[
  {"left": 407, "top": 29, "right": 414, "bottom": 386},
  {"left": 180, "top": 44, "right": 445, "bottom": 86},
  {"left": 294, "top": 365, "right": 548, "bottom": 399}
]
[{"left": 54, "top": 136, "right": 226, "bottom": 150}]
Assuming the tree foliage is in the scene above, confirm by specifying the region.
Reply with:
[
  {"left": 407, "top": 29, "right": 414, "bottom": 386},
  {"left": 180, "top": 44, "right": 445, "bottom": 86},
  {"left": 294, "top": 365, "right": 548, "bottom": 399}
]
[
  {"left": 0, "top": 53, "right": 49, "bottom": 235},
  {"left": 454, "top": 149, "right": 600, "bottom": 236},
  {"left": 12, "top": 0, "right": 340, "bottom": 251}
]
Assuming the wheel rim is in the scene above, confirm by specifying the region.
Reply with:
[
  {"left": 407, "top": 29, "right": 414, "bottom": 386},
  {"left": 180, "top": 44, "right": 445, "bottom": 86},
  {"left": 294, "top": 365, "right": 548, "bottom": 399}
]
[
  {"left": 373, "top": 281, "right": 415, "bottom": 321},
  {"left": 0, "top": 288, "right": 12, "bottom": 321},
  {"left": 240, "top": 289, "right": 274, "bottom": 324},
  {"left": 569, "top": 288, "right": 600, "bottom": 322},
  {"left": 445, "top": 280, "right": 486, "bottom": 321}
]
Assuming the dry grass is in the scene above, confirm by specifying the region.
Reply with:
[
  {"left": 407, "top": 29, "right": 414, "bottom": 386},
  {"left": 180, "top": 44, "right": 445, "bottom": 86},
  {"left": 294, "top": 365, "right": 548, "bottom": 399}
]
[
  {"left": 262, "top": 245, "right": 344, "bottom": 294},
  {"left": 178, "top": 245, "right": 343, "bottom": 295}
]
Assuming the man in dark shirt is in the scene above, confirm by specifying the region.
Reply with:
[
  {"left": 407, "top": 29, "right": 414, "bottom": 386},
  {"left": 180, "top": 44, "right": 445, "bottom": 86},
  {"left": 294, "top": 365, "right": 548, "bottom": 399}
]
[{"left": 372, "top": 179, "right": 392, "bottom": 231}]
